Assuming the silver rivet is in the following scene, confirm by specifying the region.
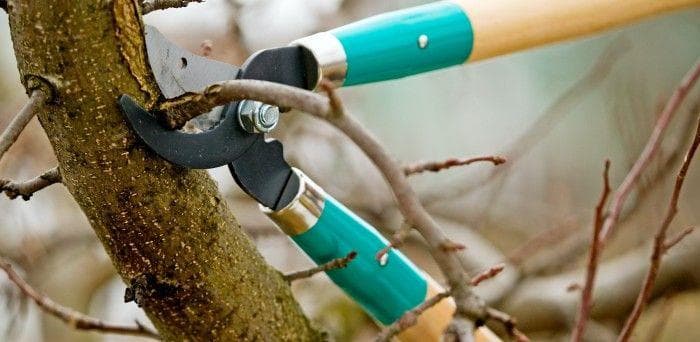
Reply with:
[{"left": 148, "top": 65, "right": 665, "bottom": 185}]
[
  {"left": 417, "top": 34, "right": 429, "bottom": 49},
  {"left": 378, "top": 252, "right": 389, "bottom": 266}
]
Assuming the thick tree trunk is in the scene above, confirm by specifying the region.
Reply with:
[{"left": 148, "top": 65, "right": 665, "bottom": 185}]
[{"left": 6, "top": 1, "right": 321, "bottom": 340}]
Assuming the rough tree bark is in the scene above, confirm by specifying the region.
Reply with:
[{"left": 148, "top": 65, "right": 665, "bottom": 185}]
[{"left": 6, "top": 1, "right": 322, "bottom": 340}]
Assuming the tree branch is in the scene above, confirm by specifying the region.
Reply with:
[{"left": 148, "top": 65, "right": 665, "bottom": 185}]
[
  {"left": 617, "top": 116, "right": 700, "bottom": 342},
  {"left": 158, "top": 76, "right": 522, "bottom": 338},
  {"left": 315, "top": 81, "right": 489, "bottom": 336},
  {"left": 403, "top": 156, "right": 505, "bottom": 176},
  {"left": 141, "top": 0, "right": 203, "bottom": 14},
  {"left": 283, "top": 251, "right": 357, "bottom": 282},
  {"left": 0, "top": 256, "right": 160, "bottom": 339},
  {"left": 1, "top": 166, "right": 62, "bottom": 200},
  {"left": 572, "top": 159, "right": 611, "bottom": 342},
  {"left": 0, "top": 89, "right": 47, "bottom": 162},
  {"left": 599, "top": 58, "right": 700, "bottom": 241},
  {"left": 469, "top": 263, "right": 506, "bottom": 287},
  {"left": 663, "top": 227, "right": 695, "bottom": 251}
]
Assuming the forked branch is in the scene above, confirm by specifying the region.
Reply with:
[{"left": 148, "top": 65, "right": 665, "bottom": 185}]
[
  {"left": 617, "top": 116, "right": 700, "bottom": 342},
  {"left": 599, "top": 58, "right": 700, "bottom": 241},
  {"left": 0, "top": 256, "right": 160, "bottom": 339}
]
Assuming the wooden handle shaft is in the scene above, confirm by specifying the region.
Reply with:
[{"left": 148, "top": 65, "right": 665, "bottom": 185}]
[
  {"left": 454, "top": 0, "right": 699, "bottom": 61},
  {"left": 398, "top": 278, "right": 501, "bottom": 342}
]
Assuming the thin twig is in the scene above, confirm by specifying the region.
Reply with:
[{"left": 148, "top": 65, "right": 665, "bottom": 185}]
[
  {"left": 617, "top": 116, "right": 700, "bottom": 342},
  {"left": 1, "top": 167, "right": 62, "bottom": 200},
  {"left": 403, "top": 156, "right": 505, "bottom": 176},
  {"left": 0, "top": 256, "right": 160, "bottom": 339},
  {"left": 663, "top": 227, "right": 695, "bottom": 251},
  {"left": 469, "top": 263, "right": 506, "bottom": 287},
  {"left": 283, "top": 251, "right": 357, "bottom": 282},
  {"left": 0, "top": 90, "right": 46, "bottom": 163},
  {"left": 571, "top": 160, "right": 611, "bottom": 342},
  {"left": 141, "top": 0, "right": 203, "bottom": 14},
  {"left": 599, "top": 59, "right": 700, "bottom": 241},
  {"left": 374, "top": 291, "right": 451, "bottom": 342}
]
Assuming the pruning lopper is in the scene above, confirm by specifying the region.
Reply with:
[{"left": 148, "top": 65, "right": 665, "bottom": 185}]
[{"left": 119, "top": 0, "right": 697, "bottom": 339}]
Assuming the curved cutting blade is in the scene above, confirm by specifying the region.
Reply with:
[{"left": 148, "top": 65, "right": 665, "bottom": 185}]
[
  {"left": 228, "top": 138, "right": 300, "bottom": 210},
  {"left": 119, "top": 95, "right": 258, "bottom": 169},
  {"left": 144, "top": 25, "right": 241, "bottom": 98}
]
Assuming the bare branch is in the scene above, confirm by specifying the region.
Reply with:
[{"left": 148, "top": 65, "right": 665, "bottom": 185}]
[
  {"left": 158, "top": 80, "right": 328, "bottom": 129},
  {"left": 403, "top": 156, "right": 505, "bottom": 176},
  {"left": 1, "top": 167, "right": 62, "bottom": 200},
  {"left": 283, "top": 251, "right": 357, "bottom": 282},
  {"left": 375, "top": 291, "right": 451, "bottom": 342},
  {"left": 599, "top": 58, "right": 700, "bottom": 241},
  {"left": 316, "top": 80, "right": 489, "bottom": 333},
  {"left": 485, "top": 307, "right": 529, "bottom": 342},
  {"left": 469, "top": 263, "right": 506, "bottom": 287},
  {"left": 141, "top": 0, "right": 203, "bottom": 14},
  {"left": 663, "top": 227, "right": 695, "bottom": 251},
  {"left": 572, "top": 159, "right": 611, "bottom": 342},
  {"left": 618, "top": 116, "right": 700, "bottom": 342},
  {"left": 0, "top": 256, "right": 160, "bottom": 339},
  {"left": 0, "top": 90, "right": 47, "bottom": 163}
]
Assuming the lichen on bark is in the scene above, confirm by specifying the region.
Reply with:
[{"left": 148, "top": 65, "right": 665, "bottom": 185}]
[{"left": 6, "top": 0, "right": 322, "bottom": 340}]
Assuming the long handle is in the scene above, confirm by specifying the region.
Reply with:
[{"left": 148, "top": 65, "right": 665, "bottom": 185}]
[
  {"left": 294, "top": 0, "right": 698, "bottom": 87},
  {"left": 263, "top": 169, "right": 497, "bottom": 341}
]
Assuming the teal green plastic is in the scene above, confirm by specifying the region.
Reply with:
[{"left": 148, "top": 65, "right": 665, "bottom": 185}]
[
  {"left": 291, "top": 196, "right": 428, "bottom": 325},
  {"left": 331, "top": 1, "right": 473, "bottom": 86}
]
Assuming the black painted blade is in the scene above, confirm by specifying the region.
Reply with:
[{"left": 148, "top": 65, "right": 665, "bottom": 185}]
[
  {"left": 228, "top": 138, "right": 300, "bottom": 210},
  {"left": 119, "top": 95, "right": 257, "bottom": 169},
  {"left": 241, "top": 46, "right": 319, "bottom": 91}
]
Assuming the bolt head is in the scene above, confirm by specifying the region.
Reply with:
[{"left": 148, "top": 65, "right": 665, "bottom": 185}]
[{"left": 237, "top": 100, "right": 279, "bottom": 133}]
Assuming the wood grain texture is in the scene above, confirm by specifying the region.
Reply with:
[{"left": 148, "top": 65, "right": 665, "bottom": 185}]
[{"left": 454, "top": 0, "right": 699, "bottom": 61}]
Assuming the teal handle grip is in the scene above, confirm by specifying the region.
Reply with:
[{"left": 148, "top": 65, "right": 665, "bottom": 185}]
[
  {"left": 291, "top": 195, "right": 428, "bottom": 325},
  {"left": 331, "top": 1, "right": 473, "bottom": 86}
]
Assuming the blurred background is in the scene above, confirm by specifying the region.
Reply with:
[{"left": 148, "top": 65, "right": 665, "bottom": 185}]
[{"left": 1, "top": 1, "right": 699, "bottom": 341}]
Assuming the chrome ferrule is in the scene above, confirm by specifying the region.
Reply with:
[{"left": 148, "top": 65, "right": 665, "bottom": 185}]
[
  {"left": 292, "top": 32, "right": 347, "bottom": 88},
  {"left": 262, "top": 168, "right": 326, "bottom": 236}
]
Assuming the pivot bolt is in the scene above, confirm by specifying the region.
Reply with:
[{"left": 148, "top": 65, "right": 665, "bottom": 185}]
[{"left": 237, "top": 100, "right": 280, "bottom": 133}]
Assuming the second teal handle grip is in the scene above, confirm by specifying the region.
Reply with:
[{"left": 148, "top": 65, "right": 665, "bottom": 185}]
[
  {"left": 291, "top": 195, "right": 427, "bottom": 325},
  {"left": 331, "top": 1, "right": 474, "bottom": 86},
  {"left": 264, "top": 171, "right": 429, "bottom": 325}
]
